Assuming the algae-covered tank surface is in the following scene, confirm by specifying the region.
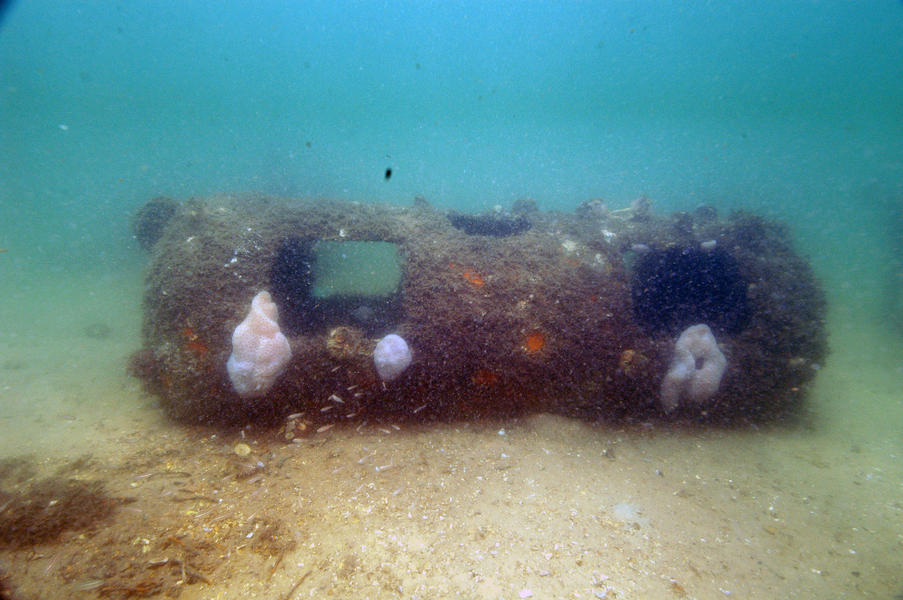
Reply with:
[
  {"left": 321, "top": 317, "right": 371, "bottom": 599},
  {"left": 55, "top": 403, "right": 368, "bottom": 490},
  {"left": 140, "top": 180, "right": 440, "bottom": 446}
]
[{"left": 1, "top": 2, "right": 901, "bottom": 598}]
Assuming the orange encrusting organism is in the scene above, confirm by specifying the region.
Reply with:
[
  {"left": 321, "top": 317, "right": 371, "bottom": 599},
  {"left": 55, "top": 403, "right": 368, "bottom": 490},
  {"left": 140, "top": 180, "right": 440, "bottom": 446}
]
[
  {"left": 523, "top": 331, "right": 546, "bottom": 354},
  {"left": 462, "top": 268, "right": 484, "bottom": 288},
  {"left": 182, "top": 327, "right": 209, "bottom": 356},
  {"left": 186, "top": 341, "right": 209, "bottom": 356},
  {"left": 471, "top": 368, "right": 499, "bottom": 386},
  {"left": 449, "top": 262, "right": 486, "bottom": 288}
]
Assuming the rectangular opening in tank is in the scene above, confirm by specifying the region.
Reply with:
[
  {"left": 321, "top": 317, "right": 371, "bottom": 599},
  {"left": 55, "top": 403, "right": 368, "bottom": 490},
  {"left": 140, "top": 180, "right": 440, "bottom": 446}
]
[
  {"left": 270, "top": 239, "right": 404, "bottom": 336},
  {"left": 311, "top": 241, "right": 403, "bottom": 299}
]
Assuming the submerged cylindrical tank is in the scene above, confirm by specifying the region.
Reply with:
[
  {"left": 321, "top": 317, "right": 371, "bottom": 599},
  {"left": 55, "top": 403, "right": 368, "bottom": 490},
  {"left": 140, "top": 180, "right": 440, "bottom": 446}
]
[{"left": 129, "top": 194, "right": 827, "bottom": 426}]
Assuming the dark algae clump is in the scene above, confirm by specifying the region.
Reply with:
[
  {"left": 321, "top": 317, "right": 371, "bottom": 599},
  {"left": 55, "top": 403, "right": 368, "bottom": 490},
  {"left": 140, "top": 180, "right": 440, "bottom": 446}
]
[{"left": 0, "top": 457, "right": 131, "bottom": 549}]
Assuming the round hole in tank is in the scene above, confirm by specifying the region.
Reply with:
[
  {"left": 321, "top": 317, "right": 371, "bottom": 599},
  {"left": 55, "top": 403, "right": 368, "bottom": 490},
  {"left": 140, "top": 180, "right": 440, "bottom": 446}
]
[
  {"left": 630, "top": 246, "right": 750, "bottom": 336},
  {"left": 270, "top": 238, "right": 404, "bottom": 335}
]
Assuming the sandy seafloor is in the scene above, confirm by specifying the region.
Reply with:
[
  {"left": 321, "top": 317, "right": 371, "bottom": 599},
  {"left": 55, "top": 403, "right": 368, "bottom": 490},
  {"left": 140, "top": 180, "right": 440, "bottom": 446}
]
[{"left": 0, "top": 269, "right": 901, "bottom": 600}]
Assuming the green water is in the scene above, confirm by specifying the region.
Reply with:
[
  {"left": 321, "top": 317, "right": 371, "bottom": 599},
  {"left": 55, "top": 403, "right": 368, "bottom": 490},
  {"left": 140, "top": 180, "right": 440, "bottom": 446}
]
[
  {"left": 312, "top": 242, "right": 402, "bottom": 299},
  {"left": 1, "top": 2, "right": 902, "bottom": 597}
]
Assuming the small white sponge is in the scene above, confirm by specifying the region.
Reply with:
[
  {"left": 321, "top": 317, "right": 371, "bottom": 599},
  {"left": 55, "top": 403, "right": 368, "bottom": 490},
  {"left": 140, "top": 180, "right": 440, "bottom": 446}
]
[
  {"left": 227, "top": 291, "right": 292, "bottom": 398},
  {"left": 373, "top": 334, "right": 412, "bottom": 382},
  {"left": 660, "top": 324, "right": 727, "bottom": 412}
]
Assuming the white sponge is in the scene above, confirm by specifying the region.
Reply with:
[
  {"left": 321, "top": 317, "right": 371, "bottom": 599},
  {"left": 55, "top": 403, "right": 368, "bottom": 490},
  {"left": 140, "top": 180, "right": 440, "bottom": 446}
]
[
  {"left": 373, "top": 334, "right": 412, "bottom": 382},
  {"left": 660, "top": 324, "right": 727, "bottom": 412},
  {"left": 227, "top": 291, "right": 292, "bottom": 398}
]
